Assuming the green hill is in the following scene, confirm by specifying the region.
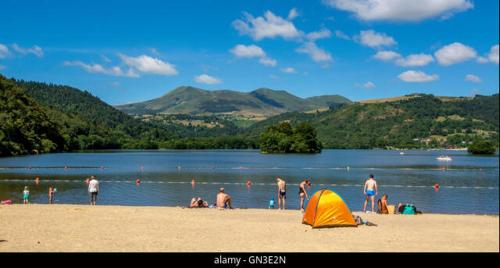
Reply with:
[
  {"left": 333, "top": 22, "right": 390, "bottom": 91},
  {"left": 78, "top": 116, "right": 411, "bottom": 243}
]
[
  {"left": 0, "top": 76, "right": 65, "bottom": 156},
  {"left": 116, "top": 86, "right": 352, "bottom": 118},
  {"left": 2, "top": 74, "right": 498, "bottom": 156},
  {"left": 13, "top": 79, "right": 179, "bottom": 150},
  {"left": 246, "top": 94, "right": 499, "bottom": 149}
]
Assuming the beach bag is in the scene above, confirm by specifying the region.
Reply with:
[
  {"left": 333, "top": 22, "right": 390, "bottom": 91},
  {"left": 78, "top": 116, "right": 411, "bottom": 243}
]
[{"left": 402, "top": 204, "right": 417, "bottom": 215}]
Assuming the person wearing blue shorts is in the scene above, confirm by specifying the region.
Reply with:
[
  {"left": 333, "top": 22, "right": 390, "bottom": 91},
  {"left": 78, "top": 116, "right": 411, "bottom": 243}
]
[{"left": 363, "top": 174, "right": 378, "bottom": 213}]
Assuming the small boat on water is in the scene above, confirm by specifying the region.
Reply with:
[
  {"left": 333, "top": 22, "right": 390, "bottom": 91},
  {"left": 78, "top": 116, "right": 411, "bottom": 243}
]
[
  {"left": 436, "top": 155, "right": 452, "bottom": 161},
  {"left": 400, "top": 152, "right": 405, "bottom": 155}
]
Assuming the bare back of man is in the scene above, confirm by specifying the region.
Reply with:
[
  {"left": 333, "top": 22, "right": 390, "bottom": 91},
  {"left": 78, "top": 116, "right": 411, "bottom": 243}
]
[
  {"left": 216, "top": 188, "right": 232, "bottom": 209},
  {"left": 276, "top": 178, "right": 286, "bottom": 210},
  {"left": 363, "top": 175, "right": 378, "bottom": 213}
]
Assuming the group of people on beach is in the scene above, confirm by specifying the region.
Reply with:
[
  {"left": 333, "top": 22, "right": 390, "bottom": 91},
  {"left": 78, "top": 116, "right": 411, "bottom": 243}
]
[
  {"left": 18, "top": 173, "right": 418, "bottom": 214},
  {"left": 188, "top": 177, "right": 314, "bottom": 211}
]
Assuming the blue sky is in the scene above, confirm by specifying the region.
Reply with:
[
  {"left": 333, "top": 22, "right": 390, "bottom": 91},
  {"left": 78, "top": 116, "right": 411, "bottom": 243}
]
[{"left": 0, "top": 0, "right": 498, "bottom": 105}]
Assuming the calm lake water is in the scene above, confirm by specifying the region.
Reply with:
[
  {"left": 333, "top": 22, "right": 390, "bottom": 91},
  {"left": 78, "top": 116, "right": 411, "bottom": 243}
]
[{"left": 0, "top": 150, "right": 498, "bottom": 214}]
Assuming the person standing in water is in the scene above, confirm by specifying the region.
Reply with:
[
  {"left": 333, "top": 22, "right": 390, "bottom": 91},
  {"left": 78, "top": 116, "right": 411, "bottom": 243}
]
[
  {"left": 22, "top": 186, "right": 30, "bottom": 204},
  {"left": 299, "top": 180, "right": 311, "bottom": 213},
  {"left": 48, "top": 186, "right": 55, "bottom": 204},
  {"left": 88, "top": 176, "right": 99, "bottom": 205},
  {"left": 363, "top": 174, "right": 378, "bottom": 213},
  {"left": 276, "top": 177, "right": 287, "bottom": 210}
]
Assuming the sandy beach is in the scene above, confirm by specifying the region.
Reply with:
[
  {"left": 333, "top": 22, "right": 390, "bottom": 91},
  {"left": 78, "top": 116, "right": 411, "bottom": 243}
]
[{"left": 0, "top": 204, "right": 498, "bottom": 252}]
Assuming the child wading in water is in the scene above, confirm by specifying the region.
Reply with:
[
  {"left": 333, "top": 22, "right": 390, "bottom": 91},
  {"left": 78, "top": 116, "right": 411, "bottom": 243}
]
[
  {"left": 48, "top": 186, "right": 55, "bottom": 204},
  {"left": 23, "top": 186, "right": 30, "bottom": 204}
]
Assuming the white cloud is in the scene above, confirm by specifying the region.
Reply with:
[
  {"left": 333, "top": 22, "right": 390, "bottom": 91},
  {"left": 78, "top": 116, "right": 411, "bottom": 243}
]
[
  {"left": 488, "top": 45, "right": 499, "bottom": 64},
  {"left": 465, "top": 74, "right": 481, "bottom": 83},
  {"left": 306, "top": 28, "right": 332, "bottom": 41},
  {"left": 0, "top": 44, "right": 9, "bottom": 58},
  {"left": 64, "top": 61, "right": 139, "bottom": 77},
  {"left": 357, "top": 30, "right": 396, "bottom": 48},
  {"left": 334, "top": 30, "right": 351, "bottom": 40},
  {"left": 281, "top": 67, "right": 297, "bottom": 73},
  {"left": 296, "top": 42, "right": 332, "bottom": 63},
  {"left": 434, "top": 42, "right": 477, "bottom": 66},
  {"left": 374, "top": 51, "right": 434, "bottom": 67},
  {"left": 373, "top": 50, "right": 401, "bottom": 61},
  {"left": 398, "top": 70, "right": 439, "bottom": 82},
  {"left": 230, "top": 44, "right": 277, "bottom": 66},
  {"left": 12, "top": 44, "right": 44, "bottom": 57},
  {"left": 478, "top": 44, "right": 499, "bottom": 64},
  {"left": 323, "top": 0, "right": 473, "bottom": 22},
  {"left": 194, "top": 74, "right": 222, "bottom": 85},
  {"left": 395, "top": 53, "right": 434, "bottom": 67},
  {"left": 233, "top": 10, "right": 301, "bottom": 40},
  {"left": 288, "top": 8, "right": 299, "bottom": 20},
  {"left": 119, "top": 54, "right": 178, "bottom": 76},
  {"left": 259, "top": 57, "right": 277, "bottom": 66},
  {"left": 363, "top": 81, "right": 376, "bottom": 89},
  {"left": 230, "top": 44, "right": 266, "bottom": 58}
]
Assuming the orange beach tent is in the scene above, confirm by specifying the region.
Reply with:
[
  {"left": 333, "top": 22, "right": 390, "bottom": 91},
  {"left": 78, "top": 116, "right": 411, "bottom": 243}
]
[{"left": 302, "top": 189, "right": 357, "bottom": 228}]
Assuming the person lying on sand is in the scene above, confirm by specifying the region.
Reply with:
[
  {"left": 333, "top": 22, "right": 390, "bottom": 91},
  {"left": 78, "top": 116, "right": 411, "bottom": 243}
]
[
  {"left": 353, "top": 215, "right": 377, "bottom": 226},
  {"left": 216, "top": 188, "right": 233, "bottom": 209},
  {"left": 190, "top": 197, "right": 208, "bottom": 208}
]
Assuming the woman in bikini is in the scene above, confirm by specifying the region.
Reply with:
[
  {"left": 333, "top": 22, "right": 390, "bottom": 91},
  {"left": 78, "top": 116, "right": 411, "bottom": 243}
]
[{"left": 299, "top": 179, "right": 311, "bottom": 213}]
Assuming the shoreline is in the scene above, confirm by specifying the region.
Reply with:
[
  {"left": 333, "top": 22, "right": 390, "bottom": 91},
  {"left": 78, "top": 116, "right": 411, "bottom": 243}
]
[
  {"left": 1, "top": 204, "right": 498, "bottom": 252},
  {"left": 2, "top": 203, "right": 499, "bottom": 216},
  {"left": 2, "top": 147, "right": 490, "bottom": 158}
]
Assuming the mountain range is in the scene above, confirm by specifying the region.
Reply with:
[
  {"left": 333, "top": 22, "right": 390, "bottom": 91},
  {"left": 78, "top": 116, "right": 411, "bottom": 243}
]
[
  {"left": 116, "top": 86, "right": 351, "bottom": 119},
  {"left": 1, "top": 73, "right": 498, "bottom": 156}
]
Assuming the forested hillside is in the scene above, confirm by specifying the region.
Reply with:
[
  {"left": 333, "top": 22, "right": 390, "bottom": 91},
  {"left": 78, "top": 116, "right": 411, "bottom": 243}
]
[
  {"left": 0, "top": 77, "right": 65, "bottom": 156},
  {"left": 1, "top": 74, "right": 498, "bottom": 156},
  {"left": 247, "top": 94, "right": 499, "bottom": 149}
]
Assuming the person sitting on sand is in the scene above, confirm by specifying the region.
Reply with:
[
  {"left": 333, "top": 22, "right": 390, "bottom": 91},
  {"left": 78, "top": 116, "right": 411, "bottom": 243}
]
[
  {"left": 377, "top": 194, "right": 389, "bottom": 214},
  {"left": 190, "top": 197, "right": 199, "bottom": 208},
  {"left": 216, "top": 188, "right": 233, "bottom": 209},
  {"left": 299, "top": 180, "right": 311, "bottom": 213},
  {"left": 269, "top": 197, "right": 275, "bottom": 209},
  {"left": 363, "top": 174, "right": 378, "bottom": 213}
]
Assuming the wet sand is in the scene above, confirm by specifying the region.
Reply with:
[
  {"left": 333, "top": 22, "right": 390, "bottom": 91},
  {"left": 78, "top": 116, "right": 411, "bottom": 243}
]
[{"left": 0, "top": 204, "right": 498, "bottom": 252}]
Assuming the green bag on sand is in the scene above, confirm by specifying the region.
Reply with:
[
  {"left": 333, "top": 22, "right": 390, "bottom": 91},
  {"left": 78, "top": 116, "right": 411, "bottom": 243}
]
[{"left": 402, "top": 204, "right": 416, "bottom": 215}]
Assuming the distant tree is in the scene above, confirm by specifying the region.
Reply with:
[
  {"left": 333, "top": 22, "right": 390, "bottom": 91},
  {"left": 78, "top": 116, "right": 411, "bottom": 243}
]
[
  {"left": 260, "top": 122, "right": 321, "bottom": 154},
  {"left": 468, "top": 139, "right": 497, "bottom": 155}
]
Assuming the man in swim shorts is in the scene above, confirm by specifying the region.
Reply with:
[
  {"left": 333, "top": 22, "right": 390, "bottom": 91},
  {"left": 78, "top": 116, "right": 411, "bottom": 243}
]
[
  {"left": 363, "top": 174, "right": 378, "bottom": 213},
  {"left": 276, "top": 177, "right": 286, "bottom": 210},
  {"left": 216, "top": 188, "right": 233, "bottom": 209}
]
